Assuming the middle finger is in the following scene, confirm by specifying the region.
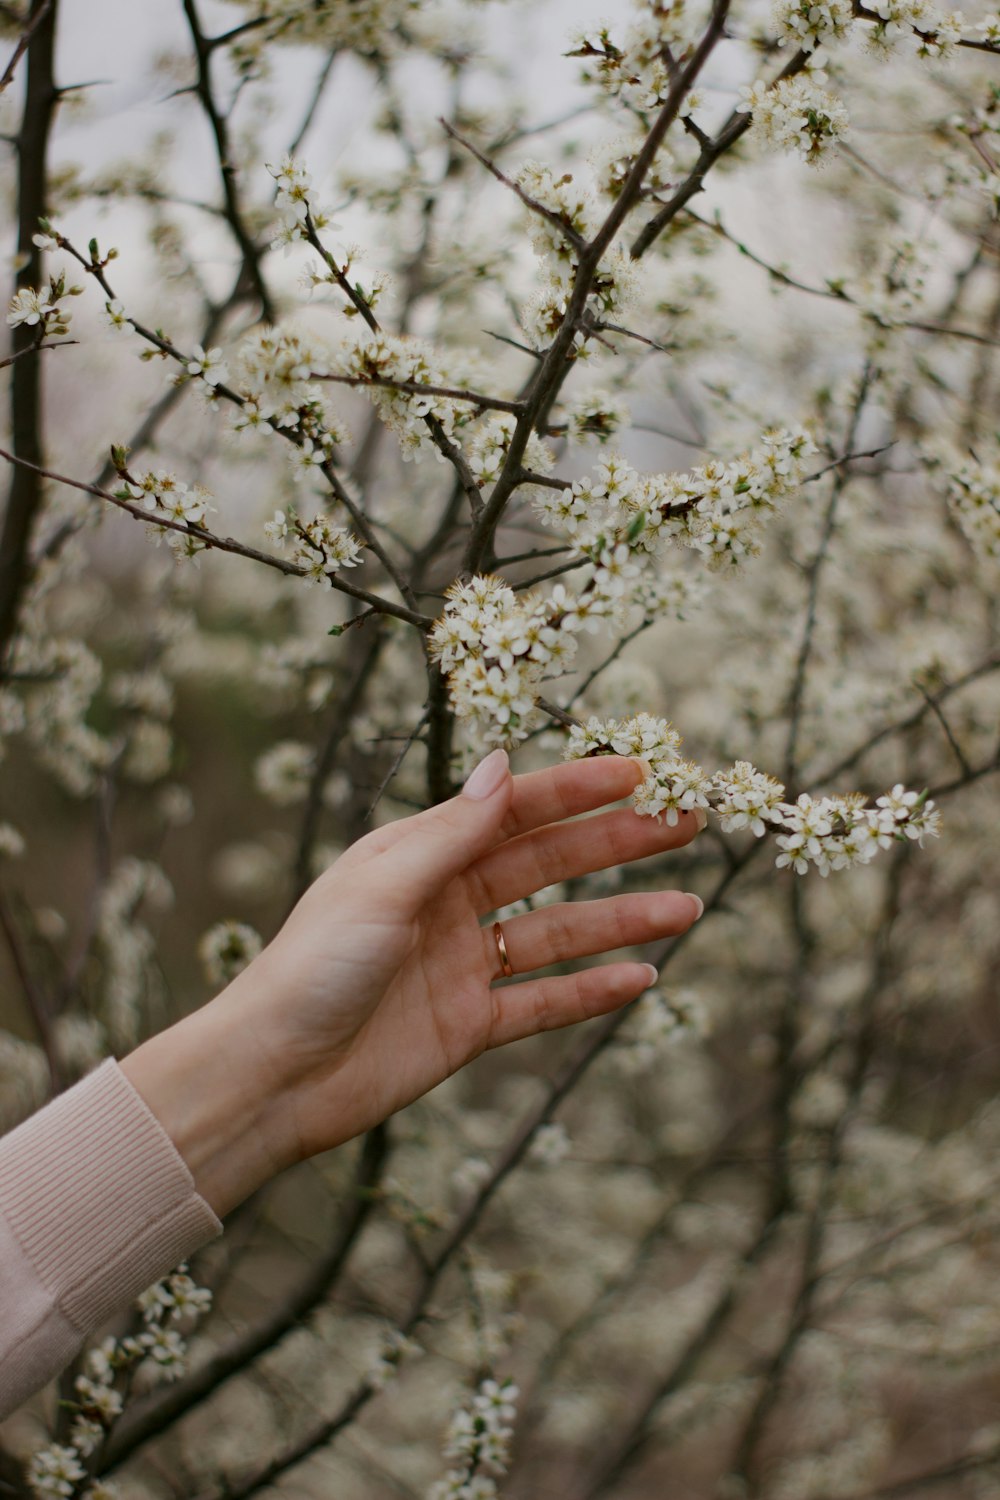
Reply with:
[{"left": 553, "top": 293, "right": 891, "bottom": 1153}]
[{"left": 467, "top": 803, "right": 704, "bottom": 915}]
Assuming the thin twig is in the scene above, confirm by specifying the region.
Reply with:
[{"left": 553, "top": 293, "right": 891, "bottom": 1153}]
[
  {"left": 312, "top": 370, "right": 524, "bottom": 414},
  {"left": 438, "top": 118, "right": 587, "bottom": 253},
  {"left": 917, "top": 683, "right": 973, "bottom": 776},
  {"left": 0, "top": 0, "right": 51, "bottom": 93},
  {"left": 365, "top": 707, "right": 431, "bottom": 820},
  {"left": 0, "top": 447, "right": 433, "bottom": 628}
]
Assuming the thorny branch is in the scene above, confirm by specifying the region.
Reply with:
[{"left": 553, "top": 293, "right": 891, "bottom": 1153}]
[{"left": 0, "top": 0, "right": 59, "bottom": 675}]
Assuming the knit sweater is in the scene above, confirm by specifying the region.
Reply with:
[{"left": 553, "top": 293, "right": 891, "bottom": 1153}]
[{"left": 0, "top": 1058, "right": 222, "bottom": 1420}]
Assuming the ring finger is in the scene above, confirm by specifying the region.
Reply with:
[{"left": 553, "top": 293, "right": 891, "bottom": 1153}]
[{"left": 485, "top": 890, "right": 702, "bottom": 979}]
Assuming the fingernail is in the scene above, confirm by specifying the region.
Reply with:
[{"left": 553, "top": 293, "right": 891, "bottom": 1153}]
[
  {"left": 631, "top": 757, "right": 653, "bottom": 782},
  {"left": 685, "top": 892, "right": 704, "bottom": 920},
  {"left": 462, "top": 747, "right": 509, "bottom": 800},
  {"left": 694, "top": 807, "right": 709, "bottom": 832},
  {"left": 641, "top": 963, "right": 659, "bottom": 986}
]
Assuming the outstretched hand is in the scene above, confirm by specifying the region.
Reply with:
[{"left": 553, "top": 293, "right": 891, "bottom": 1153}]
[{"left": 122, "top": 750, "right": 704, "bottom": 1217}]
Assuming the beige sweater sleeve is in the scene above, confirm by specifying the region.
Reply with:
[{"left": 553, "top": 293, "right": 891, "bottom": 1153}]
[{"left": 0, "top": 1057, "right": 222, "bottom": 1421}]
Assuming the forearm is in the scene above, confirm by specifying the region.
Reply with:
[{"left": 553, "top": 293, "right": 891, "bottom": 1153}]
[{"left": 119, "top": 973, "right": 299, "bottom": 1220}]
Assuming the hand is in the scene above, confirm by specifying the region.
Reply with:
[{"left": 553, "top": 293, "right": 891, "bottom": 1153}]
[{"left": 122, "top": 750, "right": 704, "bottom": 1217}]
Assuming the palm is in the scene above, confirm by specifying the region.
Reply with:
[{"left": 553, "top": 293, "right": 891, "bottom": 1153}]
[
  {"left": 351, "top": 879, "right": 501, "bottom": 1113},
  {"left": 252, "top": 755, "right": 704, "bottom": 1162}
]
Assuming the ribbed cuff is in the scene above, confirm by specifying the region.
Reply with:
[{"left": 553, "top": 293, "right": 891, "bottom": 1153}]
[{"left": 0, "top": 1057, "right": 222, "bottom": 1335}]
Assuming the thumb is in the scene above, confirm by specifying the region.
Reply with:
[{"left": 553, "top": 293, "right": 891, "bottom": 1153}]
[{"left": 383, "top": 748, "right": 512, "bottom": 910}]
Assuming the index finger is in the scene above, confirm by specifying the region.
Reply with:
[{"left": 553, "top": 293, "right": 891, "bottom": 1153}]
[
  {"left": 498, "top": 755, "right": 646, "bottom": 840},
  {"left": 334, "top": 751, "right": 644, "bottom": 876}
]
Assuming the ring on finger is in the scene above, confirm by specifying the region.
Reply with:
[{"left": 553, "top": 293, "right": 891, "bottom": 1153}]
[{"left": 493, "top": 920, "right": 514, "bottom": 979}]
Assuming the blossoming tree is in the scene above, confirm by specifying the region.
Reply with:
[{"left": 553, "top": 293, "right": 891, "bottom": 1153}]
[{"left": 1, "top": 0, "right": 999, "bottom": 1495}]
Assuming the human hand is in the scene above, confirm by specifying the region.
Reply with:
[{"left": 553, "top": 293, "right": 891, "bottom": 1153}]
[{"left": 122, "top": 750, "right": 704, "bottom": 1217}]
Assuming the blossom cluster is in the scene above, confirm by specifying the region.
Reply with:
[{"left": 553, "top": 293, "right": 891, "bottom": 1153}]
[
  {"left": 925, "top": 444, "right": 1000, "bottom": 562},
  {"left": 772, "top": 0, "right": 855, "bottom": 50},
  {"left": 428, "top": 575, "right": 585, "bottom": 746},
  {"left": 0, "top": 1029, "right": 49, "bottom": 1132},
  {"left": 737, "top": 73, "right": 851, "bottom": 165},
  {"left": 231, "top": 324, "right": 352, "bottom": 485},
  {"left": 590, "top": 128, "right": 676, "bottom": 204},
  {"left": 264, "top": 503, "right": 364, "bottom": 583},
  {"left": 569, "top": 5, "right": 694, "bottom": 113},
  {"left": 26, "top": 1267, "right": 211, "bottom": 1499},
  {"left": 112, "top": 461, "right": 216, "bottom": 564},
  {"left": 339, "top": 328, "right": 481, "bottom": 461},
  {"left": 615, "top": 986, "right": 711, "bottom": 1074},
  {"left": 7, "top": 630, "right": 113, "bottom": 799},
  {"left": 466, "top": 412, "right": 554, "bottom": 488},
  {"left": 565, "top": 715, "right": 941, "bottom": 876},
  {"left": 532, "top": 427, "right": 818, "bottom": 571},
  {"left": 107, "top": 666, "right": 175, "bottom": 783},
  {"left": 565, "top": 387, "right": 631, "bottom": 444},
  {"left": 226, "top": 0, "right": 420, "bottom": 55},
  {"left": 428, "top": 1378, "right": 520, "bottom": 1500},
  {"left": 267, "top": 153, "right": 338, "bottom": 251},
  {"left": 772, "top": 0, "right": 969, "bottom": 54},
  {"left": 857, "top": 0, "right": 964, "bottom": 57},
  {"left": 430, "top": 426, "right": 813, "bottom": 745},
  {"left": 516, "top": 159, "right": 638, "bottom": 354},
  {"left": 97, "top": 857, "right": 174, "bottom": 1049}
]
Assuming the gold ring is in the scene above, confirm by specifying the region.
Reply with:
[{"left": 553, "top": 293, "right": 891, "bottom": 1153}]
[{"left": 493, "top": 920, "right": 514, "bottom": 979}]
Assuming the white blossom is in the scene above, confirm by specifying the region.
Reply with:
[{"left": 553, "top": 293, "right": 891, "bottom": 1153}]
[
  {"left": 139, "top": 1324, "right": 188, "bottom": 1380},
  {"left": 184, "top": 343, "right": 229, "bottom": 387},
  {"left": 528, "top": 1122, "right": 571, "bottom": 1166},
  {"left": 7, "top": 283, "right": 72, "bottom": 335},
  {"left": 103, "top": 299, "right": 128, "bottom": 332},
  {"left": 451, "top": 1154, "right": 493, "bottom": 1194},
  {"left": 254, "top": 739, "right": 315, "bottom": 804},
  {"left": 26, "top": 1444, "right": 86, "bottom": 1499},
  {"left": 367, "top": 1326, "right": 424, "bottom": 1390},
  {"left": 198, "top": 919, "right": 263, "bottom": 986},
  {"left": 0, "top": 821, "right": 26, "bottom": 857}
]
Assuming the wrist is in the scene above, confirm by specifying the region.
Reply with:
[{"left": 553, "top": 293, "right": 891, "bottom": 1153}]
[{"left": 120, "top": 980, "right": 299, "bottom": 1219}]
